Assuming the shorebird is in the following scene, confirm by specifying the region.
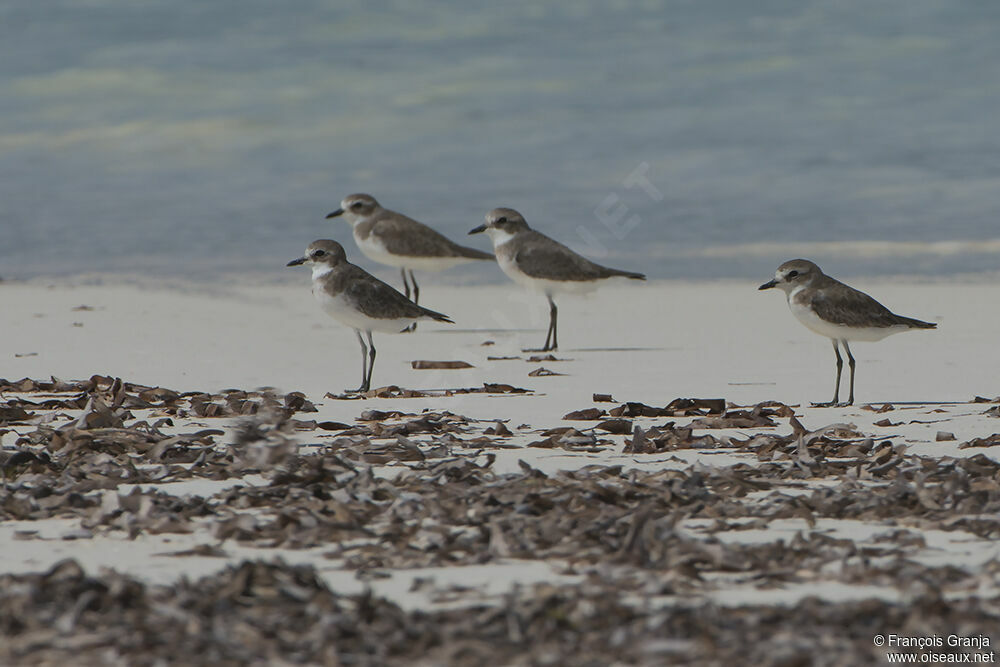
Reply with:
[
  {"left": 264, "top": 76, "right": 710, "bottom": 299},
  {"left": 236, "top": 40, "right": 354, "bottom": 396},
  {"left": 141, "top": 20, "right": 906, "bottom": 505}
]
[
  {"left": 326, "top": 194, "right": 493, "bottom": 331},
  {"left": 288, "top": 240, "right": 453, "bottom": 393},
  {"left": 759, "top": 259, "right": 937, "bottom": 406},
  {"left": 469, "top": 208, "right": 645, "bottom": 351}
]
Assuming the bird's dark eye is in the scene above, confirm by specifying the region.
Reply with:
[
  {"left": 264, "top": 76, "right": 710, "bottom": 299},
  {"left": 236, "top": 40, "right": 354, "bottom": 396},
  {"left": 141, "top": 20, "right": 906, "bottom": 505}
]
[
  {"left": 787, "top": 270, "right": 799, "bottom": 278},
  {"left": 496, "top": 217, "right": 507, "bottom": 224},
  {"left": 351, "top": 202, "right": 364, "bottom": 209},
  {"left": 314, "top": 250, "right": 326, "bottom": 257}
]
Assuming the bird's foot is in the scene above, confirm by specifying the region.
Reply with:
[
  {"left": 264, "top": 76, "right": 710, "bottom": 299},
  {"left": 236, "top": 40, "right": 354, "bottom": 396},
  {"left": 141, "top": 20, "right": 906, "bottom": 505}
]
[
  {"left": 401, "top": 323, "right": 417, "bottom": 333},
  {"left": 810, "top": 400, "right": 853, "bottom": 408}
]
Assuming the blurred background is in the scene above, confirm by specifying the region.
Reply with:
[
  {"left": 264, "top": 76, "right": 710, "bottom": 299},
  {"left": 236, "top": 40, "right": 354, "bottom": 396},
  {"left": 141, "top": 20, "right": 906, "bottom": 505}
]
[{"left": 1, "top": 0, "right": 998, "bottom": 281}]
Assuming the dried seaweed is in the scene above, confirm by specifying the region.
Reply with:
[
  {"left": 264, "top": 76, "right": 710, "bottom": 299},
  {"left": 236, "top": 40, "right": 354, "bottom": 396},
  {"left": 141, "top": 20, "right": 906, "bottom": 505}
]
[
  {"left": 4, "top": 376, "right": 1000, "bottom": 665},
  {"left": 959, "top": 434, "right": 1000, "bottom": 449},
  {"left": 410, "top": 360, "right": 475, "bottom": 369},
  {"left": 1, "top": 560, "right": 998, "bottom": 666}
]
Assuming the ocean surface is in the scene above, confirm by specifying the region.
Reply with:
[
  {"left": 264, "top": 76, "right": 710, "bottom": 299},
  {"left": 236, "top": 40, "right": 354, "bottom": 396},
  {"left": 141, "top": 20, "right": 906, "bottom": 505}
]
[{"left": 2, "top": 0, "right": 999, "bottom": 282}]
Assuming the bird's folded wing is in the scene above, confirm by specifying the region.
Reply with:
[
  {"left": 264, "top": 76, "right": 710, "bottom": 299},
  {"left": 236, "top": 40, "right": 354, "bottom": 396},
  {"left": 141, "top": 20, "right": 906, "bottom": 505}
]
[
  {"left": 345, "top": 278, "right": 422, "bottom": 320},
  {"left": 810, "top": 289, "right": 902, "bottom": 328},
  {"left": 373, "top": 217, "right": 458, "bottom": 257},
  {"left": 514, "top": 242, "right": 609, "bottom": 281}
]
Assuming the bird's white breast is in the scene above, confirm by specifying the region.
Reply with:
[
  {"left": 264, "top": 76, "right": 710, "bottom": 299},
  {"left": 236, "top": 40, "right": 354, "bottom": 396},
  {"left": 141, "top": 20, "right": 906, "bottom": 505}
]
[
  {"left": 354, "top": 228, "right": 470, "bottom": 271},
  {"left": 312, "top": 281, "right": 415, "bottom": 334},
  {"left": 495, "top": 252, "right": 600, "bottom": 295},
  {"left": 787, "top": 286, "right": 905, "bottom": 342}
]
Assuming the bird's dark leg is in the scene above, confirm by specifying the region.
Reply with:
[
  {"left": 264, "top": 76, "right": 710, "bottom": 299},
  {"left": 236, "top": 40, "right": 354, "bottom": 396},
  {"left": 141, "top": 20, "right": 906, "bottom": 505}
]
[
  {"left": 843, "top": 340, "right": 856, "bottom": 406},
  {"left": 353, "top": 330, "right": 368, "bottom": 393},
  {"left": 550, "top": 296, "right": 558, "bottom": 350},
  {"left": 405, "top": 270, "right": 420, "bottom": 332},
  {"left": 812, "top": 339, "right": 842, "bottom": 407},
  {"left": 542, "top": 296, "right": 558, "bottom": 351},
  {"left": 364, "top": 331, "right": 376, "bottom": 392},
  {"left": 400, "top": 268, "right": 411, "bottom": 300}
]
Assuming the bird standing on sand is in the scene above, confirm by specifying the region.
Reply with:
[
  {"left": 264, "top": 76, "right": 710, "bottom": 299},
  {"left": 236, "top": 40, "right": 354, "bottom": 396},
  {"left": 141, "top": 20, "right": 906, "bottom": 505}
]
[
  {"left": 288, "top": 240, "right": 453, "bottom": 393},
  {"left": 759, "top": 259, "right": 937, "bottom": 406},
  {"left": 469, "top": 208, "right": 645, "bottom": 351},
  {"left": 326, "top": 194, "right": 493, "bottom": 330}
]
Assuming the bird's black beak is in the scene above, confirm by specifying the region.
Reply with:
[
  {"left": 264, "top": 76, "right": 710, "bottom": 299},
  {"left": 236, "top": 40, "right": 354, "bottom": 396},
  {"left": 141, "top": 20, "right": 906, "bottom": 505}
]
[
  {"left": 468, "top": 224, "right": 487, "bottom": 235},
  {"left": 287, "top": 257, "right": 306, "bottom": 267},
  {"left": 325, "top": 208, "right": 344, "bottom": 219},
  {"left": 758, "top": 279, "right": 777, "bottom": 290}
]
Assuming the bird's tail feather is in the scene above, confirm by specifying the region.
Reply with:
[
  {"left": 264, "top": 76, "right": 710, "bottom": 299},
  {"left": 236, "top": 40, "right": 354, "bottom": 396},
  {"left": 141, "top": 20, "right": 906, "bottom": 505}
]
[
  {"left": 419, "top": 306, "right": 454, "bottom": 323},
  {"left": 611, "top": 269, "right": 646, "bottom": 280},
  {"left": 456, "top": 245, "right": 495, "bottom": 261},
  {"left": 898, "top": 315, "right": 937, "bottom": 329}
]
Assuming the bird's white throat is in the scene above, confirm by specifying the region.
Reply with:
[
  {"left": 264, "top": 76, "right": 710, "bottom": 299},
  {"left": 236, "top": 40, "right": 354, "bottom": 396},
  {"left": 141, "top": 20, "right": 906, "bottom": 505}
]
[
  {"left": 485, "top": 227, "right": 517, "bottom": 247},
  {"left": 311, "top": 264, "right": 334, "bottom": 279}
]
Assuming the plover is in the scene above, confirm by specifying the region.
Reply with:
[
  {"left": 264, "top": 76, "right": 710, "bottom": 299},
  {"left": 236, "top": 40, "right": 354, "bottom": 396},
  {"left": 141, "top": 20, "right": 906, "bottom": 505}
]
[
  {"left": 326, "top": 194, "right": 494, "bottom": 330},
  {"left": 288, "top": 240, "right": 453, "bottom": 393},
  {"left": 759, "top": 259, "right": 937, "bottom": 406},
  {"left": 469, "top": 208, "right": 645, "bottom": 351}
]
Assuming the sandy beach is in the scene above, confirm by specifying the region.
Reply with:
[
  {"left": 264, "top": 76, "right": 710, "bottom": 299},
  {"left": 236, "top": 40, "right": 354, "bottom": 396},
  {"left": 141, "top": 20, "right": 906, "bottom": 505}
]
[
  {"left": 5, "top": 275, "right": 995, "bottom": 411},
  {"left": 2, "top": 274, "right": 999, "bottom": 664}
]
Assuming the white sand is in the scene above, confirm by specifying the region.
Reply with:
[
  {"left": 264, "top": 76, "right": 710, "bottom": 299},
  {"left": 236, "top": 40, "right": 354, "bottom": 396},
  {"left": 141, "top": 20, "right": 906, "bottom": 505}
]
[
  {"left": 3, "top": 276, "right": 994, "bottom": 415},
  {"left": 2, "top": 275, "right": 999, "bottom": 609}
]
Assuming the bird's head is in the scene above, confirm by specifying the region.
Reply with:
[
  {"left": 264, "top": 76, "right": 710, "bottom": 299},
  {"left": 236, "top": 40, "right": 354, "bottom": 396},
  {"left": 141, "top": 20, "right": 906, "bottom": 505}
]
[
  {"left": 469, "top": 208, "right": 530, "bottom": 244},
  {"left": 759, "top": 259, "right": 822, "bottom": 293},
  {"left": 325, "top": 193, "right": 380, "bottom": 226}
]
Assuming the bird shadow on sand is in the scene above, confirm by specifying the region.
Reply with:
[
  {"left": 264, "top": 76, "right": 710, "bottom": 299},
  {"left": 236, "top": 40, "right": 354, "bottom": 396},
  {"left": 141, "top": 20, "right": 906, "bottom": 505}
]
[
  {"left": 802, "top": 399, "right": 985, "bottom": 411},
  {"left": 324, "top": 383, "right": 537, "bottom": 401},
  {"left": 561, "top": 346, "right": 673, "bottom": 353},
  {"left": 434, "top": 328, "right": 540, "bottom": 335}
]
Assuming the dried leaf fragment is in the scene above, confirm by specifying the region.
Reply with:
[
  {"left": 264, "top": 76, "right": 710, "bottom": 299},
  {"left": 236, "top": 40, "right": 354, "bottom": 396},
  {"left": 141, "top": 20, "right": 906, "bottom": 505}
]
[{"left": 411, "top": 360, "right": 475, "bottom": 370}]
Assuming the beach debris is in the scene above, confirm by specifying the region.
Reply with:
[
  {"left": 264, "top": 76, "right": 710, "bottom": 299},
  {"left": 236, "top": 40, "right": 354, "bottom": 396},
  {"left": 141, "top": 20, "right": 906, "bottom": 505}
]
[
  {"left": 316, "top": 421, "right": 352, "bottom": 431},
  {"left": 2, "top": 375, "right": 1000, "bottom": 665},
  {"left": 623, "top": 423, "right": 723, "bottom": 453},
  {"left": 593, "top": 393, "right": 615, "bottom": 402},
  {"left": 528, "top": 367, "right": 565, "bottom": 377},
  {"left": 326, "top": 383, "right": 533, "bottom": 400},
  {"left": 958, "top": 434, "right": 1000, "bottom": 449},
  {"left": 2, "top": 558, "right": 999, "bottom": 665},
  {"left": 484, "top": 421, "right": 512, "bottom": 436},
  {"left": 410, "top": 360, "right": 475, "bottom": 370},
  {"left": 0, "top": 405, "right": 32, "bottom": 424},
  {"left": 527, "top": 354, "right": 570, "bottom": 363},
  {"left": 595, "top": 419, "right": 632, "bottom": 434},
  {"left": 563, "top": 408, "right": 606, "bottom": 420},
  {"left": 609, "top": 398, "right": 722, "bottom": 418},
  {"left": 688, "top": 408, "right": 778, "bottom": 429},
  {"left": 477, "top": 383, "right": 531, "bottom": 394},
  {"left": 609, "top": 402, "right": 664, "bottom": 418},
  {"left": 625, "top": 425, "right": 651, "bottom": 453}
]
